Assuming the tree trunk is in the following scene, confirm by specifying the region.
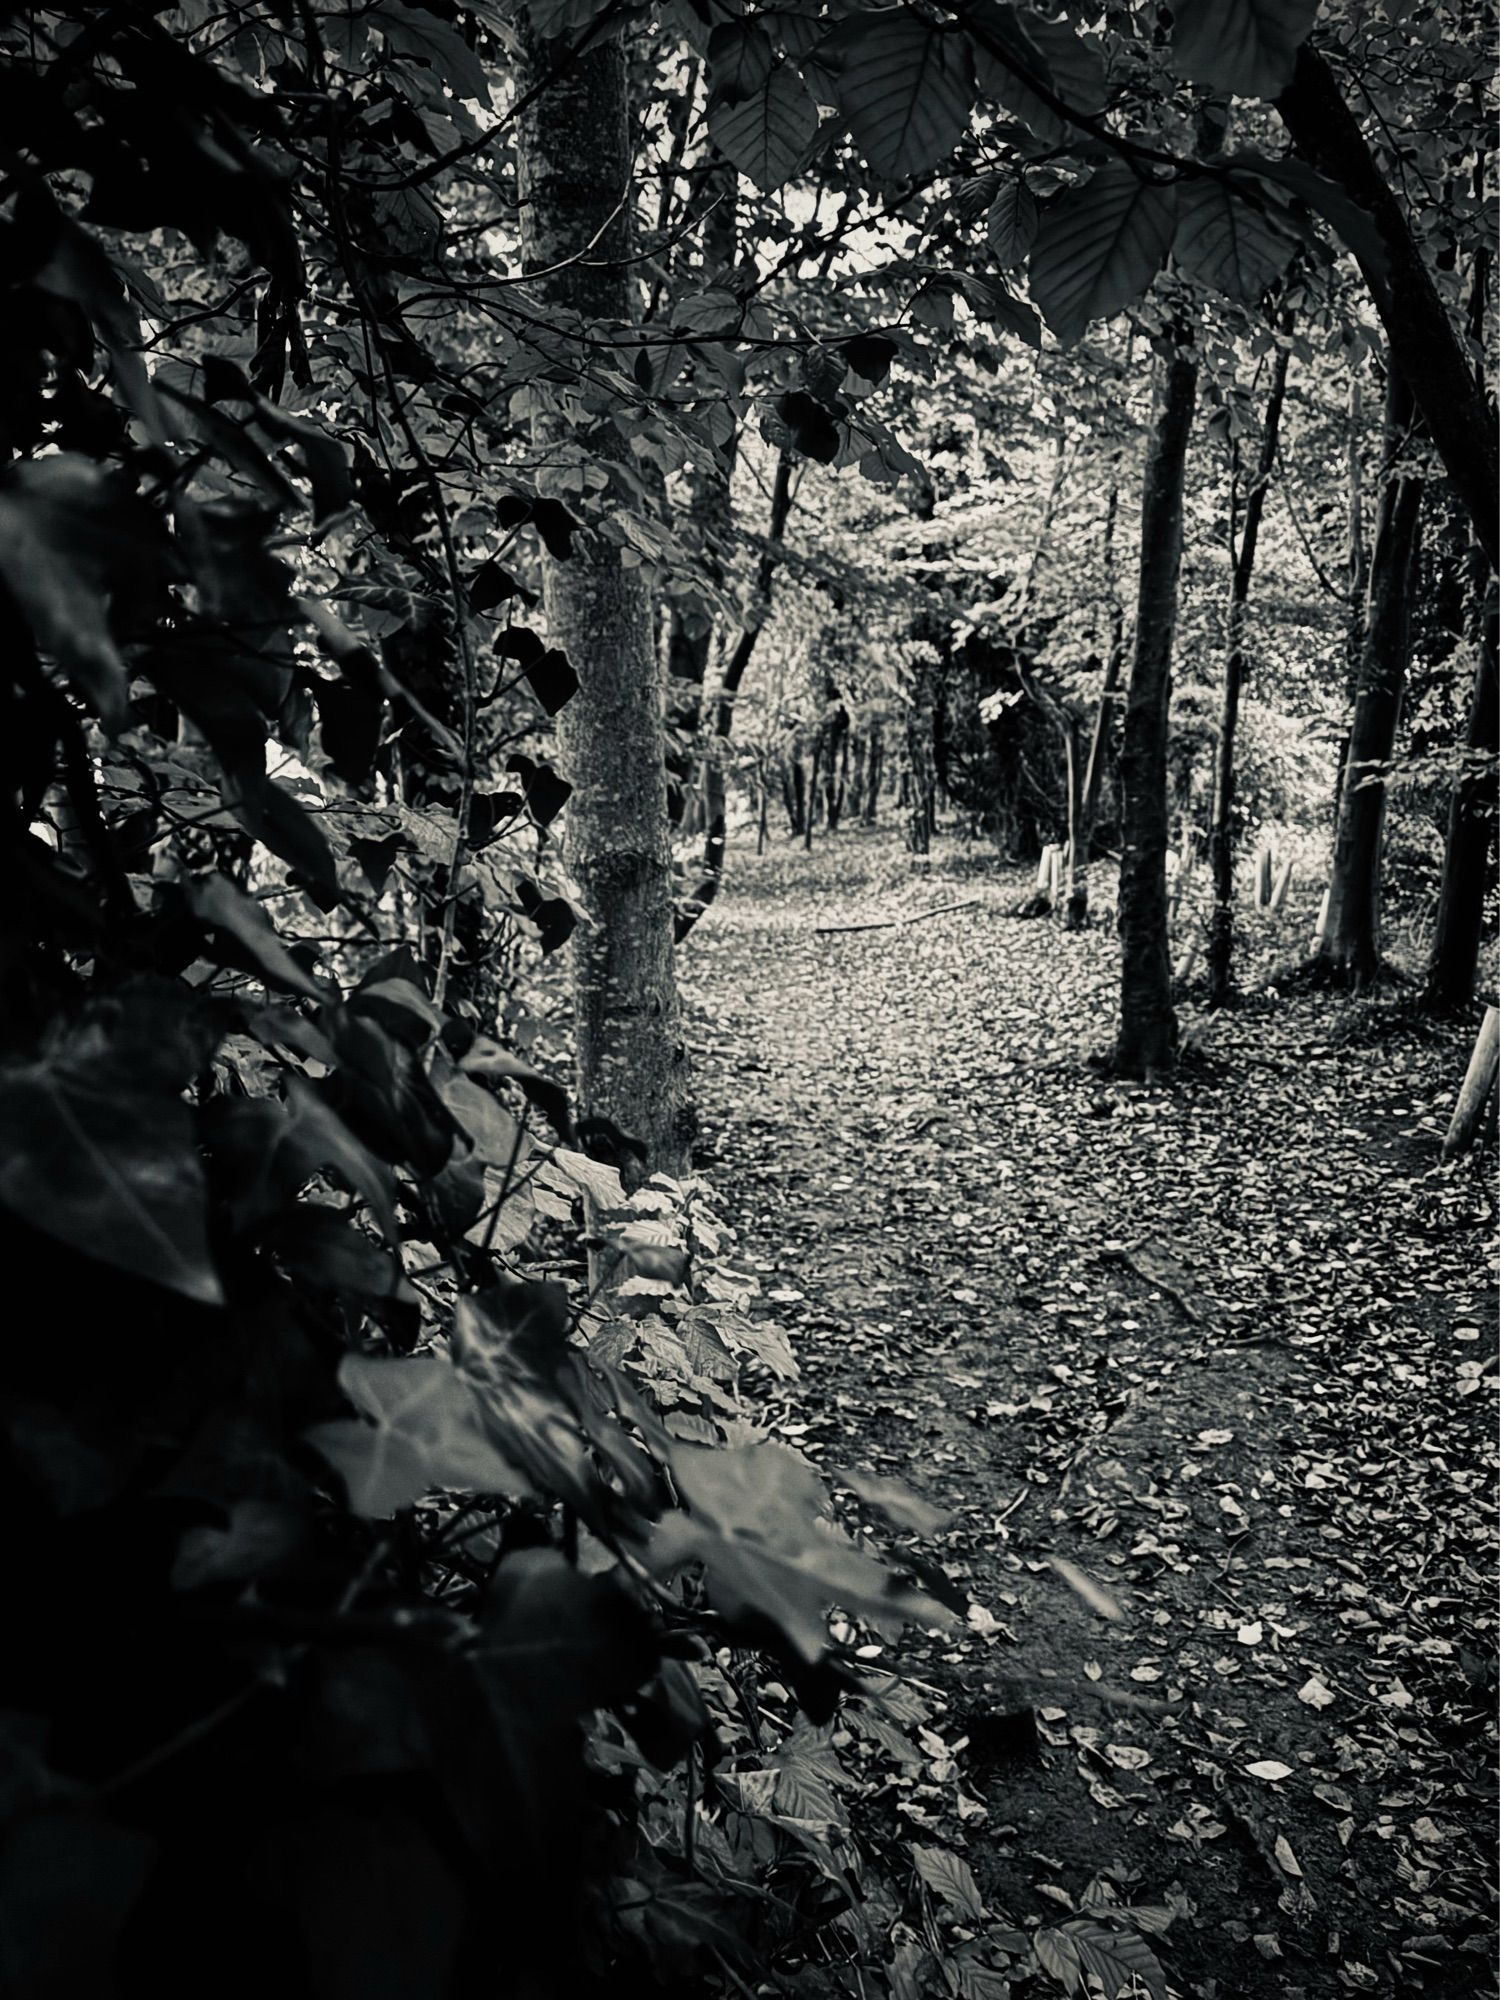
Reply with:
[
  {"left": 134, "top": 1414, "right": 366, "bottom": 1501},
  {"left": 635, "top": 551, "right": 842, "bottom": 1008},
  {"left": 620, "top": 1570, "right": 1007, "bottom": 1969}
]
[
  {"left": 516, "top": 33, "right": 691, "bottom": 1175},
  {"left": 1115, "top": 344, "right": 1198, "bottom": 1078},
  {"left": 1333, "top": 371, "right": 1371, "bottom": 826},
  {"left": 1318, "top": 369, "right": 1424, "bottom": 986},
  {"left": 1275, "top": 45, "right": 1498, "bottom": 572},
  {"left": 803, "top": 728, "right": 824, "bottom": 852},
  {"left": 787, "top": 757, "right": 807, "bottom": 836},
  {"left": 1207, "top": 336, "right": 1292, "bottom": 1006},
  {"left": 863, "top": 725, "right": 883, "bottom": 823},
  {"left": 826, "top": 707, "right": 850, "bottom": 829},
  {"left": 847, "top": 728, "right": 867, "bottom": 822},
  {"left": 1425, "top": 580, "right": 1498, "bottom": 1009},
  {"left": 1071, "top": 473, "right": 1128, "bottom": 924},
  {"left": 904, "top": 671, "right": 937, "bottom": 857},
  {"left": 1061, "top": 709, "right": 1087, "bottom": 927}
]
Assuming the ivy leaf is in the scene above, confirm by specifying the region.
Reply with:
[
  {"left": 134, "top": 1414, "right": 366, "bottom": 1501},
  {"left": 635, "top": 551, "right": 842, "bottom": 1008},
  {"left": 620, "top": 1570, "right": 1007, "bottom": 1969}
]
[
  {"left": 459, "top": 1037, "right": 573, "bottom": 1139},
  {"left": 506, "top": 754, "right": 572, "bottom": 828},
  {"left": 709, "top": 64, "right": 820, "bottom": 193},
  {"left": 648, "top": 1442, "right": 950, "bottom": 1663},
  {"left": 520, "top": 647, "right": 579, "bottom": 717},
  {"left": 0, "top": 1048, "right": 222, "bottom": 1305},
  {"left": 1173, "top": 175, "right": 1297, "bottom": 300},
  {"left": 840, "top": 331, "right": 899, "bottom": 384},
  {"left": 1171, "top": 0, "right": 1318, "bottom": 97},
  {"left": 1030, "top": 164, "right": 1178, "bottom": 345},
  {"left": 468, "top": 559, "right": 531, "bottom": 613},
  {"left": 828, "top": 11, "right": 975, "bottom": 181},
  {"left": 439, "top": 1072, "right": 528, "bottom": 1170},
  {"left": 987, "top": 178, "right": 1040, "bottom": 268},
  {"left": 912, "top": 1844, "right": 987, "bottom": 1921},
  {"left": 514, "top": 879, "right": 577, "bottom": 955},
  {"left": 307, "top": 1353, "right": 535, "bottom": 1517},
  {"left": 776, "top": 390, "right": 844, "bottom": 464}
]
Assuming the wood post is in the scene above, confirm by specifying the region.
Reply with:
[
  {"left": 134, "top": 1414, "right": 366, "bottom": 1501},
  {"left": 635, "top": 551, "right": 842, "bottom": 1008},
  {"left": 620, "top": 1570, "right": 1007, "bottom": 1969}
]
[
  {"left": 1270, "top": 856, "right": 1294, "bottom": 912},
  {"left": 1311, "top": 885, "right": 1330, "bottom": 952},
  {"left": 1255, "top": 846, "right": 1274, "bottom": 908},
  {"left": 1442, "top": 1004, "right": 1500, "bottom": 1161}
]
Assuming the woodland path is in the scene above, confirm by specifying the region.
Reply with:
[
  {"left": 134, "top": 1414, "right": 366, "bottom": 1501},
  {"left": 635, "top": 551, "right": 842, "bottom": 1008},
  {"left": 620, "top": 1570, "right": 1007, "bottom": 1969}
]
[{"left": 682, "top": 828, "right": 1497, "bottom": 2000}]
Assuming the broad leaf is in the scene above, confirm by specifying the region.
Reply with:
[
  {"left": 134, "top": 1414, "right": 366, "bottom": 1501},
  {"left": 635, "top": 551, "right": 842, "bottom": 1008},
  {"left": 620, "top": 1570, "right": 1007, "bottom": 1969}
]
[
  {"left": 707, "top": 18, "right": 774, "bottom": 98},
  {"left": 709, "top": 63, "right": 820, "bottom": 194},
  {"left": 988, "top": 178, "right": 1039, "bottom": 267},
  {"left": 968, "top": 1, "right": 1095, "bottom": 147},
  {"left": 1036, "top": 1918, "right": 1168, "bottom": 2000},
  {"left": 1173, "top": 176, "right": 1297, "bottom": 300},
  {"left": 1170, "top": 0, "right": 1318, "bottom": 97},
  {"left": 1030, "top": 164, "right": 1178, "bottom": 345},
  {"left": 1228, "top": 150, "right": 1389, "bottom": 278},
  {"left": 912, "top": 1844, "right": 986, "bottom": 1921},
  {"left": 829, "top": 12, "right": 975, "bottom": 181}
]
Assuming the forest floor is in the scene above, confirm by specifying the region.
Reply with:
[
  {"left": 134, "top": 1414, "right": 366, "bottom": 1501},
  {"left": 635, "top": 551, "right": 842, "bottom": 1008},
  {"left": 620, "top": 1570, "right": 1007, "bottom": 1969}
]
[{"left": 680, "top": 827, "right": 1498, "bottom": 2000}]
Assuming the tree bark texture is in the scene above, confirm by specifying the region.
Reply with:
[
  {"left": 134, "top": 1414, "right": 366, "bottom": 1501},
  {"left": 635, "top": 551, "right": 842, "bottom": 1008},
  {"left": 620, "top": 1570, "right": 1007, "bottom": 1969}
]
[
  {"left": 1318, "top": 370, "right": 1424, "bottom": 986},
  {"left": 1115, "top": 345, "right": 1197, "bottom": 1077},
  {"left": 516, "top": 35, "right": 691, "bottom": 1175},
  {"left": 1276, "top": 45, "right": 1498, "bottom": 572},
  {"left": 1207, "top": 337, "right": 1292, "bottom": 1006},
  {"left": 1425, "top": 579, "right": 1497, "bottom": 1010}
]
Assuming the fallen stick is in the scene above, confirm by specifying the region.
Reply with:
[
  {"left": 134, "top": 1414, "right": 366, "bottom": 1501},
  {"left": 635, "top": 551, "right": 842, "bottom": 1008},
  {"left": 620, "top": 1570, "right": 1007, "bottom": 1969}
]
[{"left": 814, "top": 897, "right": 980, "bottom": 937}]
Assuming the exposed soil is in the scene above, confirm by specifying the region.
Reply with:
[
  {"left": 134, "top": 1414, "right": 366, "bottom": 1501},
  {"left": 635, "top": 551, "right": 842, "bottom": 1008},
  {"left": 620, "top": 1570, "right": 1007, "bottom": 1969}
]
[{"left": 683, "top": 828, "right": 1498, "bottom": 2000}]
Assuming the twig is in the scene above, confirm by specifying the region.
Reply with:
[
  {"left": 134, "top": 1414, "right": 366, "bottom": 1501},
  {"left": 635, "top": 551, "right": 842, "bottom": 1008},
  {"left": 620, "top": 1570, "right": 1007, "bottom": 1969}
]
[{"left": 814, "top": 898, "right": 980, "bottom": 937}]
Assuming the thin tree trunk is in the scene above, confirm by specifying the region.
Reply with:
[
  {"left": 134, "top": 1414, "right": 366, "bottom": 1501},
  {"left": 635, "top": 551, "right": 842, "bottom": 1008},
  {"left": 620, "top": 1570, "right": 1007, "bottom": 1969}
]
[
  {"left": 516, "top": 34, "right": 690, "bottom": 1175},
  {"left": 1318, "top": 368, "right": 1424, "bottom": 987},
  {"left": 826, "top": 705, "right": 849, "bottom": 830},
  {"left": 674, "top": 454, "right": 796, "bottom": 938},
  {"left": 1115, "top": 344, "right": 1198, "bottom": 1078},
  {"left": 1071, "top": 473, "right": 1128, "bottom": 924},
  {"left": 1060, "top": 710, "right": 1086, "bottom": 928},
  {"left": 847, "top": 728, "right": 867, "bottom": 822},
  {"left": 1333, "top": 371, "right": 1371, "bottom": 826},
  {"left": 804, "top": 728, "right": 825, "bottom": 853},
  {"left": 863, "top": 726, "right": 883, "bottom": 823},
  {"left": 1207, "top": 336, "right": 1292, "bottom": 1006},
  {"left": 1275, "top": 45, "right": 1498, "bottom": 571},
  {"left": 1425, "top": 578, "right": 1497, "bottom": 1009},
  {"left": 787, "top": 756, "right": 806, "bottom": 836}
]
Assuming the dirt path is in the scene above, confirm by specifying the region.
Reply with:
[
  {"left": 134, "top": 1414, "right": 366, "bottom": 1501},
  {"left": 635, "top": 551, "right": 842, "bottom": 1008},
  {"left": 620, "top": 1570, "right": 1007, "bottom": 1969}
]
[{"left": 683, "top": 830, "right": 1497, "bottom": 2000}]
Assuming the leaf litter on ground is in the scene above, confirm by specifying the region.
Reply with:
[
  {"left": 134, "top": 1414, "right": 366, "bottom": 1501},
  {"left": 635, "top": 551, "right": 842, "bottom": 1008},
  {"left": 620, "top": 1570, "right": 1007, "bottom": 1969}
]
[{"left": 682, "top": 830, "right": 1498, "bottom": 2000}]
